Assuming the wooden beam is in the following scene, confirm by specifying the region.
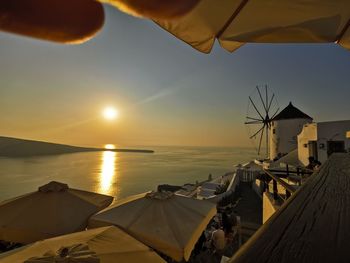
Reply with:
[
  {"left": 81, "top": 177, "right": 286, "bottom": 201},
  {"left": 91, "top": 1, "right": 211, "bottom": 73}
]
[
  {"left": 216, "top": 0, "right": 249, "bottom": 38},
  {"left": 268, "top": 169, "right": 312, "bottom": 175},
  {"left": 230, "top": 153, "right": 350, "bottom": 263},
  {"left": 264, "top": 169, "right": 296, "bottom": 194}
]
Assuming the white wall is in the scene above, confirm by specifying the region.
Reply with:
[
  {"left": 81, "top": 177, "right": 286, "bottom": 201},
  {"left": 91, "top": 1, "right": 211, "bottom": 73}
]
[
  {"left": 298, "top": 120, "right": 350, "bottom": 165},
  {"left": 263, "top": 192, "right": 279, "bottom": 223},
  {"left": 298, "top": 123, "right": 317, "bottom": 166},
  {"left": 270, "top": 118, "right": 311, "bottom": 160}
]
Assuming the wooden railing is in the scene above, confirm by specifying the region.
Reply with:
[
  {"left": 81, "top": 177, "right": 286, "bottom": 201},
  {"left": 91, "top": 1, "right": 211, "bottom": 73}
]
[
  {"left": 229, "top": 153, "right": 350, "bottom": 263},
  {"left": 262, "top": 166, "right": 313, "bottom": 202},
  {"left": 268, "top": 165, "right": 312, "bottom": 181}
]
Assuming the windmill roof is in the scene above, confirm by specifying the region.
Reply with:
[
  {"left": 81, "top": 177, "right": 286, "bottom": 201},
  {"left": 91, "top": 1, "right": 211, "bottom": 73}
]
[{"left": 272, "top": 102, "right": 312, "bottom": 121}]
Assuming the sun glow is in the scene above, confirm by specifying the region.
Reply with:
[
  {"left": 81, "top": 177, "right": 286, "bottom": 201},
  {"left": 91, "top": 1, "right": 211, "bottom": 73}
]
[
  {"left": 102, "top": 106, "right": 119, "bottom": 120},
  {"left": 104, "top": 144, "right": 116, "bottom": 150}
]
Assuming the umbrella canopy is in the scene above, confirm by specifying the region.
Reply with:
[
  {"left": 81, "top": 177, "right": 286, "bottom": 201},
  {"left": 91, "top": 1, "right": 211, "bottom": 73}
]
[
  {"left": 154, "top": 0, "right": 350, "bottom": 53},
  {"left": 0, "top": 226, "right": 165, "bottom": 263},
  {"left": 3, "top": 1, "right": 349, "bottom": 49},
  {"left": 0, "top": 181, "right": 113, "bottom": 244},
  {"left": 88, "top": 191, "right": 216, "bottom": 262}
]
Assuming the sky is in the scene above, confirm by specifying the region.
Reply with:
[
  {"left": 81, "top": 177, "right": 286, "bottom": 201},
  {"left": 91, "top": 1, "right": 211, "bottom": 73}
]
[{"left": 1, "top": 5, "right": 350, "bottom": 148}]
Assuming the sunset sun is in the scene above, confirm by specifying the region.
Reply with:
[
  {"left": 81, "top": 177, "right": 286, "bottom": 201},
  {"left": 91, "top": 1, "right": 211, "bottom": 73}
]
[{"left": 102, "top": 107, "right": 119, "bottom": 120}]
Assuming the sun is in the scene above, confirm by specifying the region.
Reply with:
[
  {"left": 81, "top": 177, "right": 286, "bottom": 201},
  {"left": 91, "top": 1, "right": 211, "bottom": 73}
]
[
  {"left": 102, "top": 107, "right": 119, "bottom": 120},
  {"left": 104, "top": 144, "right": 116, "bottom": 150}
]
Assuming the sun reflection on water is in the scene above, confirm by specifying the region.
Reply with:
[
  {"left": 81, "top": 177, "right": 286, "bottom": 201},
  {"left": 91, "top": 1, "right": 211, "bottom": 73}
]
[{"left": 99, "top": 149, "right": 117, "bottom": 195}]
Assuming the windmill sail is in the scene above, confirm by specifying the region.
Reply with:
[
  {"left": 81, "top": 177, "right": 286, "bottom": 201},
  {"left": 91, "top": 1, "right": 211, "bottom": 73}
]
[{"left": 245, "top": 85, "right": 279, "bottom": 157}]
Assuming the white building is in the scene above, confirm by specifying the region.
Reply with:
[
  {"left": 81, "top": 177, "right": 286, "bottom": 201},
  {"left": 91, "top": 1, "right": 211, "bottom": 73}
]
[
  {"left": 269, "top": 102, "right": 313, "bottom": 160},
  {"left": 298, "top": 120, "right": 350, "bottom": 166}
]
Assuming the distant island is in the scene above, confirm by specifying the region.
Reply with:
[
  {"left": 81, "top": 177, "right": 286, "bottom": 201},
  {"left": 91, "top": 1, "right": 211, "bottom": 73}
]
[{"left": 0, "top": 136, "right": 154, "bottom": 157}]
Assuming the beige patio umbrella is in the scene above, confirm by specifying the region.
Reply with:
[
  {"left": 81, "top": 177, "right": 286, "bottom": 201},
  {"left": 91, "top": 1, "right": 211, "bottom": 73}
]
[
  {"left": 88, "top": 191, "right": 216, "bottom": 262},
  {"left": 2, "top": 1, "right": 350, "bottom": 50},
  {"left": 0, "top": 181, "right": 113, "bottom": 244},
  {"left": 154, "top": 0, "right": 350, "bottom": 53},
  {"left": 0, "top": 226, "right": 165, "bottom": 263}
]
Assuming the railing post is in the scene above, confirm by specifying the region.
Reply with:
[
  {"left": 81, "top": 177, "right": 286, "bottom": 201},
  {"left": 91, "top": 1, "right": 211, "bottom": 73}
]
[
  {"left": 264, "top": 178, "right": 268, "bottom": 192},
  {"left": 286, "top": 164, "right": 289, "bottom": 177},
  {"left": 297, "top": 167, "right": 301, "bottom": 186},
  {"left": 286, "top": 189, "right": 291, "bottom": 199},
  {"left": 266, "top": 179, "right": 269, "bottom": 192},
  {"left": 263, "top": 172, "right": 268, "bottom": 192},
  {"left": 301, "top": 169, "right": 304, "bottom": 185},
  {"left": 273, "top": 179, "right": 278, "bottom": 200}
]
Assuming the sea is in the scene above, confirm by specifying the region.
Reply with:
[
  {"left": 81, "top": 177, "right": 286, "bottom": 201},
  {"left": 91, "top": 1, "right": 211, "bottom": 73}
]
[{"left": 0, "top": 146, "right": 258, "bottom": 202}]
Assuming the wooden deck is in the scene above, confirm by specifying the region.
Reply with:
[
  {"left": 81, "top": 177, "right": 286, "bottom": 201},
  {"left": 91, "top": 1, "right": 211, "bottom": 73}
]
[{"left": 230, "top": 153, "right": 350, "bottom": 263}]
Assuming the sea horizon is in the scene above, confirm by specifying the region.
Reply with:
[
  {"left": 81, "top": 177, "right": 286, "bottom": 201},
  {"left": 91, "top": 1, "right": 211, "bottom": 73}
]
[{"left": 0, "top": 145, "right": 261, "bottom": 202}]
